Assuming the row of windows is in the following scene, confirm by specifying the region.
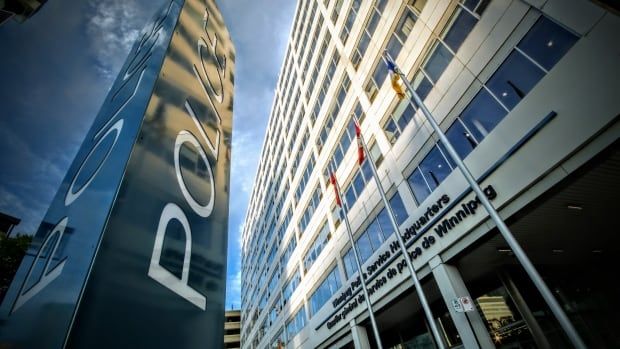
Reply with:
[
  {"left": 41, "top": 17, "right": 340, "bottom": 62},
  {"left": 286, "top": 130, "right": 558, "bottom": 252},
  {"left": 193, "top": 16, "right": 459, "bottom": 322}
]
[
  {"left": 294, "top": 152, "right": 316, "bottom": 202},
  {"left": 343, "top": 193, "right": 409, "bottom": 278},
  {"left": 365, "top": 1, "right": 424, "bottom": 102},
  {"left": 406, "top": 16, "right": 577, "bottom": 204},
  {"left": 310, "top": 50, "right": 341, "bottom": 123},
  {"left": 285, "top": 306, "right": 307, "bottom": 343},
  {"left": 298, "top": 185, "right": 322, "bottom": 235},
  {"left": 412, "top": 1, "right": 484, "bottom": 101},
  {"left": 307, "top": 32, "right": 331, "bottom": 99},
  {"left": 318, "top": 74, "right": 351, "bottom": 151},
  {"left": 309, "top": 265, "right": 341, "bottom": 316},
  {"left": 303, "top": 220, "right": 331, "bottom": 272},
  {"left": 324, "top": 107, "right": 365, "bottom": 177},
  {"left": 340, "top": 0, "right": 361, "bottom": 44},
  {"left": 298, "top": 3, "right": 319, "bottom": 69},
  {"left": 302, "top": 16, "right": 325, "bottom": 82},
  {"left": 351, "top": 0, "right": 388, "bottom": 68}
]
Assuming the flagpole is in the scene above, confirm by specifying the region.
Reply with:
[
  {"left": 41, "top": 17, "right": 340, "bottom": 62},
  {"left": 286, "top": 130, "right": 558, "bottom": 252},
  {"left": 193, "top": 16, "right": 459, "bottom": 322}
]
[
  {"left": 329, "top": 163, "right": 384, "bottom": 349},
  {"left": 353, "top": 118, "right": 446, "bottom": 349},
  {"left": 382, "top": 50, "right": 586, "bottom": 349}
]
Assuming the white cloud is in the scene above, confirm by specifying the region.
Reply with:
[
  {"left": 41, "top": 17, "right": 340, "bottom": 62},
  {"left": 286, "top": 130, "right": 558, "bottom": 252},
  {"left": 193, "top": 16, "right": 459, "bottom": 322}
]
[{"left": 85, "top": 0, "right": 151, "bottom": 81}]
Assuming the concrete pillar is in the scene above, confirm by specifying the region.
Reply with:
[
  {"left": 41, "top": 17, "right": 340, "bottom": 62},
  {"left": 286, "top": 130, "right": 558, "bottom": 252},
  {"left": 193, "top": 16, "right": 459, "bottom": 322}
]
[
  {"left": 429, "top": 256, "right": 495, "bottom": 349},
  {"left": 350, "top": 320, "right": 372, "bottom": 349}
]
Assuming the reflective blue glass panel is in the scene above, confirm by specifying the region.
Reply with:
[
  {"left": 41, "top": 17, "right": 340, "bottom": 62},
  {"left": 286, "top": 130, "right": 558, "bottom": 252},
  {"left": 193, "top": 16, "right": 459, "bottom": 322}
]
[
  {"left": 389, "top": 192, "right": 409, "bottom": 226},
  {"left": 517, "top": 17, "right": 578, "bottom": 71},
  {"left": 445, "top": 119, "right": 477, "bottom": 159},
  {"left": 408, "top": 168, "right": 431, "bottom": 204},
  {"left": 487, "top": 50, "right": 545, "bottom": 110},
  {"left": 424, "top": 41, "right": 453, "bottom": 83},
  {"left": 419, "top": 145, "right": 452, "bottom": 189},
  {"left": 459, "top": 88, "right": 508, "bottom": 141},
  {"left": 443, "top": 7, "right": 477, "bottom": 52}
]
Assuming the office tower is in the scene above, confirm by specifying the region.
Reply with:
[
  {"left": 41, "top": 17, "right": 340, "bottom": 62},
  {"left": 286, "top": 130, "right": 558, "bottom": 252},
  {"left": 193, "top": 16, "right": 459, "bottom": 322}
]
[
  {"left": 0, "top": 0, "right": 234, "bottom": 348},
  {"left": 240, "top": 0, "right": 620, "bottom": 348}
]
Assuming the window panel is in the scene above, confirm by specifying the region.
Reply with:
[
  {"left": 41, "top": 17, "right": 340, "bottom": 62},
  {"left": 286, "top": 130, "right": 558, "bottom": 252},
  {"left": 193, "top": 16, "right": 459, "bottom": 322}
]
[
  {"left": 353, "top": 172, "right": 365, "bottom": 195},
  {"left": 517, "top": 17, "right": 578, "bottom": 71},
  {"left": 361, "top": 160, "right": 373, "bottom": 182},
  {"left": 343, "top": 248, "right": 356, "bottom": 278},
  {"left": 424, "top": 41, "right": 454, "bottom": 83},
  {"left": 460, "top": 88, "right": 508, "bottom": 141},
  {"left": 486, "top": 50, "right": 545, "bottom": 110},
  {"left": 445, "top": 119, "right": 477, "bottom": 159},
  {"left": 408, "top": 168, "right": 431, "bottom": 204},
  {"left": 442, "top": 6, "right": 477, "bottom": 52},
  {"left": 377, "top": 209, "right": 392, "bottom": 237},
  {"left": 309, "top": 266, "right": 341, "bottom": 316},
  {"left": 419, "top": 146, "right": 452, "bottom": 189},
  {"left": 389, "top": 192, "right": 409, "bottom": 226},
  {"left": 357, "top": 233, "right": 373, "bottom": 262},
  {"left": 384, "top": 119, "right": 400, "bottom": 144}
]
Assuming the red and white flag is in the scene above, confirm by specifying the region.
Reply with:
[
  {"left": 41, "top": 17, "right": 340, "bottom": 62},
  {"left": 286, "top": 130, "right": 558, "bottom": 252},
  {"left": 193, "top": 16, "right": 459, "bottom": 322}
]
[
  {"left": 329, "top": 172, "right": 342, "bottom": 207},
  {"left": 354, "top": 119, "right": 365, "bottom": 165}
]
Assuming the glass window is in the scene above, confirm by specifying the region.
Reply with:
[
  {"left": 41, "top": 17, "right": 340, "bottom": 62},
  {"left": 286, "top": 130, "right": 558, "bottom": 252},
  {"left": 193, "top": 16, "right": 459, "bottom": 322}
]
[
  {"left": 408, "top": 168, "right": 431, "bottom": 204},
  {"left": 369, "top": 142, "right": 383, "bottom": 166},
  {"left": 445, "top": 119, "right": 478, "bottom": 159},
  {"left": 345, "top": 185, "right": 356, "bottom": 209},
  {"left": 286, "top": 306, "right": 306, "bottom": 341},
  {"left": 384, "top": 119, "right": 399, "bottom": 144},
  {"left": 367, "top": 220, "right": 383, "bottom": 251},
  {"left": 419, "top": 145, "right": 453, "bottom": 189},
  {"left": 361, "top": 160, "right": 373, "bottom": 182},
  {"left": 309, "top": 266, "right": 341, "bottom": 316},
  {"left": 357, "top": 233, "right": 373, "bottom": 262},
  {"left": 442, "top": 6, "right": 478, "bottom": 52},
  {"left": 343, "top": 248, "right": 356, "bottom": 278},
  {"left": 283, "top": 268, "right": 301, "bottom": 300},
  {"left": 377, "top": 208, "right": 393, "bottom": 237},
  {"left": 303, "top": 221, "right": 330, "bottom": 271},
  {"left": 486, "top": 50, "right": 545, "bottom": 110},
  {"left": 460, "top": 88, "right": 508, "bottom": 141},
  {"left": 390, "top": 192, "right": 409, "bottom": 226},
  {"left": 424, "top": 41, "right": 453, "bottom": 83},
  {"left": 517, "top": 17, "right": 578, "bottom": 72}
]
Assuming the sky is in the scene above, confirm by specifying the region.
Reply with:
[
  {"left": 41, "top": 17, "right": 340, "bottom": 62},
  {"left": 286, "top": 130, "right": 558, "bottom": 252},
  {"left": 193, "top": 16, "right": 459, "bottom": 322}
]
[{"left": 0, "top": 0, "right": 295, "bottom": 308}]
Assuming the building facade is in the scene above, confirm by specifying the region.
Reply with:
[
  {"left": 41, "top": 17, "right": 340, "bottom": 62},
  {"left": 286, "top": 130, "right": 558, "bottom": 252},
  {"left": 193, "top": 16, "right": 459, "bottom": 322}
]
[
  {"left": 0, "top": 0, "right": 234, "bottom": 348},
  {"left": 226, "top": 310, "right": 242, "bottom": 349},
  {"left": 240, "top": 0, "right": 619, "bottom": 348}
]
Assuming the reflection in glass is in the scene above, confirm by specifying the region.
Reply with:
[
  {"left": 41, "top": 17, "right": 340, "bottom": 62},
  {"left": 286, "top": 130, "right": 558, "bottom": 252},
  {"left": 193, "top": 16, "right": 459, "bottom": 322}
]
[
  {"left": 487, "top": 51, "right": 545, "bottom": 110},
  {"left": 460, "top": 88, "right": 508, "bottom": 141},
  {"left": 424, "top": 41, "right": 453, "bottom": 83},
  {"left": 517, "top": 17, "right": 578, "bottom": 71}
]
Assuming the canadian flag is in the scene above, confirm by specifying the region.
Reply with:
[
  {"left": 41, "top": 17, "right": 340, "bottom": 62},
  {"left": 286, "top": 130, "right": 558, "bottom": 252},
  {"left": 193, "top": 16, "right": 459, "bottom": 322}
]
[
  {"left": 354, "top": 119, "right": 365, "bottom": 165},
  {"left": 329, "top": 172, "right": 342, "bottom": 207}
]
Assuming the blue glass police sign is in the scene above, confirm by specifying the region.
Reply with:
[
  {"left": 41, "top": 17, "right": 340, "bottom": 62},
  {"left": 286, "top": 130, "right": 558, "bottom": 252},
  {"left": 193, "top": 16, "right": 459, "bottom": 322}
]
[{"left": 0, "top": 0, "right": 234, "bottom": 347}]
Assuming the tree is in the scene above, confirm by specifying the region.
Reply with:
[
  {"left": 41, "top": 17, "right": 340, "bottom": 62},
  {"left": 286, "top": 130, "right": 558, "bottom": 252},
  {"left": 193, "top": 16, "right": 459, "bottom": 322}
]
[{"left": 0, "top": 234, "right": 32, "bottom": 303}]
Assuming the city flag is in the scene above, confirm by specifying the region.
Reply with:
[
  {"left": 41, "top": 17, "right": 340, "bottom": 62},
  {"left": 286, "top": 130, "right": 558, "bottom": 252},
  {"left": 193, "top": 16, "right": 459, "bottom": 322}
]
[
  {"left": 354, "top": 119, "right": 365, "bottom": 165},
  {"left": 387, "top": 59, "right": 406, "bottom": 99},
  {"left": 329, "top": 172, "right": 342, "bottom": 207}
]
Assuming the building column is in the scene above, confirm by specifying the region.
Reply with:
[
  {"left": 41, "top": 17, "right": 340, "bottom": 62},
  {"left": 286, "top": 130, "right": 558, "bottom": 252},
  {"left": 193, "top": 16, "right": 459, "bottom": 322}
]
[
  {"left": 429, "top": 256, "right": 495, "bottom": 349},
  {"left": 350, "top": 320, "right": 371, "bottom": 349}
]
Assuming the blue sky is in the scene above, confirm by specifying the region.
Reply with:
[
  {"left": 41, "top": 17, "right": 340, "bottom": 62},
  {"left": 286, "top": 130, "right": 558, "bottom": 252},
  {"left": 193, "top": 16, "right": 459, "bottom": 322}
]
[{"left": 0, "top": 0, "right": 295, "bottom": 308}]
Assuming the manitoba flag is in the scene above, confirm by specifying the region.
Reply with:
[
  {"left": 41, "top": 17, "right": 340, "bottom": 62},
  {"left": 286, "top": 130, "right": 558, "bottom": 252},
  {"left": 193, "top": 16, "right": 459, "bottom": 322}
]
[
  {"left": 329, "top": 172, "right": 342, "bottom": 207},
  {"left": 387, "top": 59, "right": 406, "bottom": 99},
  {"left": 354, "top": 119, "right": 365, "bottom": 165}
]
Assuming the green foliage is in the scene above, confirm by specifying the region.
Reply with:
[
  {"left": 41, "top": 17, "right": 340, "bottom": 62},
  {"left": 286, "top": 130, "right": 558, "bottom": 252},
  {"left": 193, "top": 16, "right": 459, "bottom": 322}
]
[{"left": 0, "top": 234, "right": 32, "bottom": 303}]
